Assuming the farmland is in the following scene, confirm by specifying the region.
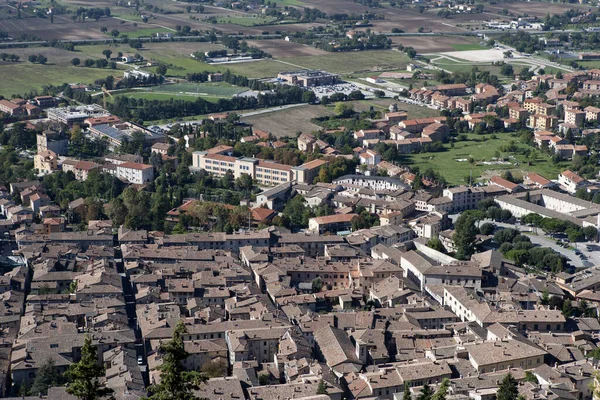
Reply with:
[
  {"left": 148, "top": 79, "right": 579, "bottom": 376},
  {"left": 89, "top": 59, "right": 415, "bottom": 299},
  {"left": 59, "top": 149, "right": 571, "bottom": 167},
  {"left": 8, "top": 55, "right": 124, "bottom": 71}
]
[{"left": 242, "top": 104, "right": 335, "bottom": 138}]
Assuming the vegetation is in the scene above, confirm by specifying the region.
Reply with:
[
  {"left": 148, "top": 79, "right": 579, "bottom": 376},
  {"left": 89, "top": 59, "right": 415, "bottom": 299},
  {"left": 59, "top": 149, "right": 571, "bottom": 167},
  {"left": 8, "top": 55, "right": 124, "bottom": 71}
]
[
  {"left": 146, "top": 321, "right": 208, "bottom": 400},
  {"left": 64, "top": 335, "right": 114, "bottom": 400}
]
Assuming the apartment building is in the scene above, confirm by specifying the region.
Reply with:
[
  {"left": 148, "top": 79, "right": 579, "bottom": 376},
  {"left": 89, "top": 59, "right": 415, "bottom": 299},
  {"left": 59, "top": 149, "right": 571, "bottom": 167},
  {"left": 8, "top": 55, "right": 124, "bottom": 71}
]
[
  {"left": 585, "top": 106, "right": 600, "bottom": 121},
  {"left": 565, "top": 109, "right": 586, "bottom": 127},
  {"left": 528, "top": 114, "right": 559, "bottom": 130},
  {"left": 34, "top": 150, "right": 58, "bottom": 175},
  {"left": 192, "top": 146, "right": 326, "bottom": 185},
  {"left": 114, "top": 162, "right": 154, "bottom": 185}
]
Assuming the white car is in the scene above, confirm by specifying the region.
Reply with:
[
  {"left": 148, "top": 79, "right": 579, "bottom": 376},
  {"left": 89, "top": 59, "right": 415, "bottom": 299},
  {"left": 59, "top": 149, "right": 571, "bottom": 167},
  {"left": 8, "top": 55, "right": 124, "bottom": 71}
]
[{"left": 137, "top": 356, "right": 143, "bottom": 365}]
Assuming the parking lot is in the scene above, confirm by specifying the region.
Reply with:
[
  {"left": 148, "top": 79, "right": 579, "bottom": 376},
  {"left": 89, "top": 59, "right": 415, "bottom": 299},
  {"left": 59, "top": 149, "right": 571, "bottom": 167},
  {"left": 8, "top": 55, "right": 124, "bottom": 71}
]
[{"left": 311, "top": 83, "right": 372, "bottom": 100}]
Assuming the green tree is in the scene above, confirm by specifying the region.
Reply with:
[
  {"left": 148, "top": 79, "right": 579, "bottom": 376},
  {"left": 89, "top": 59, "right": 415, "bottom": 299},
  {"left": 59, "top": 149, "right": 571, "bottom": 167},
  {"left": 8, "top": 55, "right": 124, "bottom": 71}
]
[
  {"left": 417, "top": 384, "right": 433, "bottom": 400},
  {"left": 71, "top": 57, "right": 81, "bottom": 66},
  {"left": 312, "top": 277, "right": 323, "bottom": 293},
  {"left": 156, "top": 64, "right": 168, "bottom": 76},
  {"left": 431, "top": 378, "right": 450, "bottom": 400},
  {"left": 31, "top": 358, "right": 63, "bottom": 395},
  {"left": 316, "top": 379, "right": 328, "bottom": 395},
  {"left": 454, "top": 211, "right": 483, "bottom": 260},
  {"left": 146, "top": 321, "right": 208, "bottom": 399},
  {"left": 497, "top": 374, "right": 518, "bottom": 400},
  {"left": 102, "top": 49, "right": 112, "bottom": 59},
  {"left": 334, "top": 102, "right": 353, "bottom": 117},
  {"left": 64, "top": 335, "right": 114, "bottom": 400},
  {"left": 541, "top": 289, "right": 550, "bottom": 305},
  {"left": 524, "top": 371, "right": 538, "bottom": 384},
  {"left": 427, "top": 238, "right": 446, "bottom": 253},
  {"left": 402, "top": 382, "right": 412, "bottom": 400}
]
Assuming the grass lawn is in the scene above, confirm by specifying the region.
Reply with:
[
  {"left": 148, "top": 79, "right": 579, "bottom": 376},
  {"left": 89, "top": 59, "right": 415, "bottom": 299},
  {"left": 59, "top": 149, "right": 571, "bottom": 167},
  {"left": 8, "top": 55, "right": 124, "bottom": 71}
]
[
  {"left": 147, "top": 82, "right": 244, "bottom": 96},
  {"left": 116, "top": 91, "right": 220, "bottom": 102},
  {"left": 279, "top": 50, "right": 411, "bottom": 75},
  {"left": 215, "top": 16, "right": 278, "bottom": 26},
  {"left": 403, "top": 133, "right": 567, "bottom": 185},
  {"left": 0, "top": 63, "right": 125, "bottom": 97},
  {"left": 451, "top": 43, "right": 489, "bottom": 51}
]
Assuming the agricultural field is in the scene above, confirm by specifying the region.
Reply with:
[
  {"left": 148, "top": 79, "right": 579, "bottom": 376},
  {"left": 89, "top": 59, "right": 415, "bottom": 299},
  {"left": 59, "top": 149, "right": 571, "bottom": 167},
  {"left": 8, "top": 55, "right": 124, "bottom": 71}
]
[
  {"left": 242, "top": 105, "right": 335, "bottom": 138},
  {"left": 276, "top": 50, "right": 411, "bottom": 75},
  {"left": 0, "top": 62, "right": 124, "bottom": 97},
  {"left": 215, "top": 16, "right": 279, "bottom": 27},
  {"left": 404, "top": 133, "right": 567, "bottom": 185}
]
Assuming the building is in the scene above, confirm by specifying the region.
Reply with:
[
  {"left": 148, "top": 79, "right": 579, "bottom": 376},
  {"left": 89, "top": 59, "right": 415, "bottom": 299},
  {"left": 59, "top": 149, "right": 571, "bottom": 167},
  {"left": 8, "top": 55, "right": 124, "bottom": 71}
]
[
  {"left": 0, "top": 99, "right": 25, "bottom": 116},
  {"left": 528, "top": 114, "right": 559, "bottom": 130},
  {"left": 61, "top": 160, "right": 101, "bottom": 181},
  {"left": 192, "top": 146, "right": 326, "bottom": 186},
  {"left": 34, "top": 150, "right": 58, "bottom": 175},
  {"left": 277, "top": 70, "right": 339, "bottom": 87},
  {"left": 151, "top": 142, "right": 172, "bottom": 155},
  {"left": 585, "top": 106, "right": 600, "bottom": 121},
  {"left": 47, "top": 105, "right": 108, "bottom": 125},
  {"left": 308, "top": 213, "right": 358, "bottom": 234},
  {"left": 34, "top": 96, "right": 57, "bottom": 108},
  {"left": 558, "top": 170, "right": 587, "bottom": 193},
  {"left": 36, "top": 130, "right": 68, "bottom": 155},
  {"left": 88, "top": 122, "right": 165, "bottom": 148},
  {"left": 564, "top": 109, "right": 586, "bottom": 127},
  {"left": 113, "top": 162, "right": 154, "bottom": 185}
]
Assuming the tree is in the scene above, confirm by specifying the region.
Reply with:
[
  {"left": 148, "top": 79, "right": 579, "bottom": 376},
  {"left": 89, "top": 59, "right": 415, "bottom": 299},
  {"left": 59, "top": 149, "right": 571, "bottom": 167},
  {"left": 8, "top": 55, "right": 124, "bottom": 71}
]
[
  {"left": 427, "top": 238, "right": 445, "bottom": 253},
  {"left": 417, "top": 384, "right": 433, "bottom": 400},
  {"left": 402, "top": 382, "right": 412, "bottom": 400},
  {"left": 316, "top": 379, "right": 328, "bottom": 395},
  {"left": 541, "top": 289, "right": 550, "bottom": 305},
  {"left": 146, "top": 321, "right": 208, "bottom": 400},
  {"left": 64, "top": 335, "right": 114, "bottom": 400},
  {"left": 156, "top": 64, "right": 168, "bottom": 76},
  {"left": 107, "top": 197, "right": 127, "bottom": 227},
  {"left": 312, "top": 277, "right": 323, "bottom": 293},
  {"left": 334, "top": 102, "right": 353, "bottom": 117},
  {"left": 28, "top": 54, "right": 38, "bottom": 63},
  {"left": 71, "top": 57, "right": 81, "bottom": 66},
  {"left": 497, "top": 374, "right": 518, "bottom": 400},
  {"left": 102, "top": 49, "right": 112, "bottom": 59},
  {"left": 454, "top": 211, "right": 483, "bottom": 260},
  {"left": 258, "top": 374, "right": 270, "bottom": 385},
  {"left": 524, "top": 371, "right": 538, "bottom": 384},
  {"left": 200, "top": 360, "right": 227, "bottom": 378},
  {"left": 37, "top": 54, "right": 48, "bottom": 65},
  {"left": 479, "top": 222, "right": 494, "bottom": 235},
  {"left": 431, "top": 378, "right": 450, "bottom": 400},
  {"left": 31, "top": 358, "right": 63, "bottom": 395}
]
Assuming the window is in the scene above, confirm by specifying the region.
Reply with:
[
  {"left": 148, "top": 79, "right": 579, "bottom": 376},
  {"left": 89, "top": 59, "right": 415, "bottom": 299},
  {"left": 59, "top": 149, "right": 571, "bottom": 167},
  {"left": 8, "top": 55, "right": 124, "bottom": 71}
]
[{"left": 50, "top": 343, "right": 59, "bottom": 348}]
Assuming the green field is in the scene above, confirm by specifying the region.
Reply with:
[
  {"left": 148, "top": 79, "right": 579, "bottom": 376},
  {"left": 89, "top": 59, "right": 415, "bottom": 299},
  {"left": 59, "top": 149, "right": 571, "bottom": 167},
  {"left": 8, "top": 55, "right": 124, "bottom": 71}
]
[
  {"left": 451, "top": 43, "right": 489, "bottom": 51},
  {"left": 215, "top": 16, "right": 279, "bottom": 26},
  {"left": 117, "top": 92, "right": 220, "bottom": 102},
  {"left": 0, "top": 63, "right": 125, "bottom": 97},
  {"left": 279, "top": 50, "right": 411, "bottom": 75},
  {"left": 404, "top": 133, "right": 567, "bottom": 185},
  {"left": 114, "top": 81, "right": 244, "bottom": 102}
]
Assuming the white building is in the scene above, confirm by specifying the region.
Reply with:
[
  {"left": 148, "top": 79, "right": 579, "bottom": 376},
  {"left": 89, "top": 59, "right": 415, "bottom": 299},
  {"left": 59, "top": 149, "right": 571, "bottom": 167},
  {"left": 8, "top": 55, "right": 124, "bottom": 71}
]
[{"left": 114, "top": 162, "right": 154, "bottom": 184}]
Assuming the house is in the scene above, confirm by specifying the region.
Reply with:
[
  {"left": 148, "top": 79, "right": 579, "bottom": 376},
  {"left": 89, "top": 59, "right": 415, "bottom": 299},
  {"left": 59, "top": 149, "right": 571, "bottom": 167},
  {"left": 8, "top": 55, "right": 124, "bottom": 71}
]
[
  {"left": 113, "top": 162, "right": 154, "bottom": 185},
  {"left": 359, "top": 150, "right": 381, "bottom": 166},
  {"left": 524, "top": 172, "right": 554, "bottom": 189},
  {"left": 564, "top": 109, "right": 586, "bottom": 127},
  {"left": 584, "top": 106, "right": 600, "bottom": 121},
  {"left": 34, "top": 150, "right": 58, "bottom": 175},
  {"left": 489, "top": 176, "right": 522, "bottom": 193},
  {"left": 151, "top": 142, "right": 172, "bottom": 155},
  {"left": 558, "top": 170, "right": 587, "bottom": 193},
  {"left": 421, "top": 123, "right": 449, "bottom": 142},
  {"left": 308, "top": 214, "right": 358, "bottom": 234},
  {"left": 313, "top": 324, "right": 362, "bottom": 376},
  {"left": 61, "top": 160, "right": 101, "bottom": 181}
]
